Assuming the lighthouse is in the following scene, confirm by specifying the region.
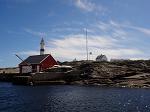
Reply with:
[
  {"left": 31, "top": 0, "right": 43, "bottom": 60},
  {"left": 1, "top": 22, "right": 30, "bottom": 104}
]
[
  {"left": 19, "top": 38, "right": 58, "bottom": 74},
  {"left": 40, "top": 38, "right": 45, "bottom": 55}
]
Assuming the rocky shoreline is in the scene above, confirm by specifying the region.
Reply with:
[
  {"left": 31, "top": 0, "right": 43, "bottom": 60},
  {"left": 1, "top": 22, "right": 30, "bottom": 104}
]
[
  {"left": 62, "top": 60, "right": 150, "bottom": 88},
  {"left": 1, "top": 60, "right": 150, "bottom": 88}
]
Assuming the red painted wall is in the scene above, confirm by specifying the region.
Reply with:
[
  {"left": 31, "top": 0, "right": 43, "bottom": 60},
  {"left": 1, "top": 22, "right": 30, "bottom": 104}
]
[
  {"left": 19, "top": 54, "right": 58, "bottom": 73},
  {"left": 40, "top": 55, "right": 58, "bottom": 71}
]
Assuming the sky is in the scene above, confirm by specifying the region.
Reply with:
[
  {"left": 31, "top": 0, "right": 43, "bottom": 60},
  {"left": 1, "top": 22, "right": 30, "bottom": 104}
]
[{"left": 1, "top": 0, "right": 150, "bottom": 67}]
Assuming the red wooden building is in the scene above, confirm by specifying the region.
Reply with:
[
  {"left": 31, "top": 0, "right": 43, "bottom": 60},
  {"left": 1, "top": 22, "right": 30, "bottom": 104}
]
[{"left": 19, "top": 54, "right": 58, "bottom": 73}]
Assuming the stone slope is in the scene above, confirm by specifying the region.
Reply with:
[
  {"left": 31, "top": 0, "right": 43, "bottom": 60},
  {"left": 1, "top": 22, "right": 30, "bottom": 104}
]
[{"left": 62, "top": 60, "right": 150, "bottom": 88}]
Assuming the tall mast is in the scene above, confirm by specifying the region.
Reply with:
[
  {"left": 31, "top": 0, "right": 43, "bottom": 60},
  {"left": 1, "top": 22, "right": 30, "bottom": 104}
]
[{"left": 85, "top": 28, "right": 88, "bottom": 61}]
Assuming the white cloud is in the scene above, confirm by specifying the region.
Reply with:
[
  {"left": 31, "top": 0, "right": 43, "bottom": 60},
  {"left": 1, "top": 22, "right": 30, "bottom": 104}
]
[
  {"left": 24, "top": 28, "right": 46, "bottom": 37},
  {"left": 96, "top": 21, "right": 128, "bottom": 39},
  {"left": 92, "top": 48, "right": 143, "bottom": 59},
  {"left": 51, "top": 27, "right": 79, "bottom": 33},
  {"left": 129, "top": 26, "right": 150, "bottom": 36},
  {"left": 75, "top": 0, "right": 95, "bottom": 12},
  {"left": 97, "top": 21, "right": 109, "bottom": 31},
  {"left": 101, "top": 20, "right": 150, "bottom": 37},
  {"left": 49, "top": 34, "right": 117, "bottom": 49},
  {"left": 130, "top": 57, "right": 148, "bottom": 60},
  {"left": 18, "top": 34, "right": 143, "bottom": 61},
  {"left": 18, "top": 20, "right": 150, "bottom": 61},
  {"left": 94, "top": 20, "right": 150, "bottom": 40},
  {"left": 49, "top": 34, "right": 120, "bottom": 60},
  {"left": 74, "top": 0, "right": 106, "bottom": 12}
]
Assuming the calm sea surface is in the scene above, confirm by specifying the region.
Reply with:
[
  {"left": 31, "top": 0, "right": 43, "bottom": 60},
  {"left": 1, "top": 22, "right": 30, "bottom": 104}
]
[{"left": 0, "top": 82, "right": 150, "bottom": 112}]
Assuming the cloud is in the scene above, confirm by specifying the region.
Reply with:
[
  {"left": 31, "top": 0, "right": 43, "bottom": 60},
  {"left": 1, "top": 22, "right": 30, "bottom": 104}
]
[
  {"left": 51, "top": 27, "right": 80, "bottom": 33},
  {"left": 18, "top": 20, "right": 150, "bottom": 61},
  {"left": 99, "top": 20, "right": 150, "bottom": 37},
  {"left": 24, "top": 28, "right": 46, "bottom": 37},
  {"left": 94, "top": 20, "right": 150, "bottom": 41},
  {"left": 96, "top": 21, "right": 128, "bottom": 39},
  {"left": 92, "top": 48, "right": 143, "bottom": 59},
  {"left": 18, "top": 34, "right": 143, "bottom": 61},
  {"left": 74, "top": 0, "right": 106, "bottom": 12},
  {"left": 49, "top": 34, "right": 117, "bottom": 49},
  {"left": 128, "top": 26, "right": 150, "bottom": 36},
  {"left": 75, "top": 0, "right": 95, "bottom": 12},
  {"left": 49, "top": 35, "right": 142, "bottom": 61},
  {"left": 130, "top": 57, "right": 149, "bottom": 60}
]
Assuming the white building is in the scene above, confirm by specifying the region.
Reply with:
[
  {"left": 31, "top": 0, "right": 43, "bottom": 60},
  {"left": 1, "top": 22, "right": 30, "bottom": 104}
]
[{"left": 96, "top": 54, "right": 108, "bottom": 62}]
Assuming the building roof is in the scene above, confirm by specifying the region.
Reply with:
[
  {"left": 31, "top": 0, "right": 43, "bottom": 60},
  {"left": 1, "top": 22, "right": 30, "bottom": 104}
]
[
  {"left": 96, "top": 54, "right": 106, "bottom": 59},
  {"left": 19, "top": 54, "right": 50, "bottom": 65}
]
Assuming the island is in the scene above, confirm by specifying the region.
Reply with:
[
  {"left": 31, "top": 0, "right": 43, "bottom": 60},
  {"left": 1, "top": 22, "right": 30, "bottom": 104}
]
[{"left": 1, "top": 60, "right": 150, "bottom": 88}]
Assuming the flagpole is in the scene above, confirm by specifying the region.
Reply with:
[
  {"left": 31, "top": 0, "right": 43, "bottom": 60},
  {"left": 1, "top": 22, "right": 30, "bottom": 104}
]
[{"left": 85, "top": 28, "right": 88, "bottom": 61}]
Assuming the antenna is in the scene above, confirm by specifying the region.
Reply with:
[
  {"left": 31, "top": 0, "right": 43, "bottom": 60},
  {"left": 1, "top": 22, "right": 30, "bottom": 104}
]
[
  {"left": 15, "top": 54, "right": 30, "bottom": 66},
  {"left": 15, "top": 54, "right": 24, "bottom": 62},
  {"left": 85, "top": 28, "right": 88, "bottom": 61}
]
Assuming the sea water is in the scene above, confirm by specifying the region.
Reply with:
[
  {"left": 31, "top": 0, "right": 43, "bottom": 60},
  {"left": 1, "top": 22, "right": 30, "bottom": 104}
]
[{"left": 0, "top": 82, "right": 150, "bottom": 112}]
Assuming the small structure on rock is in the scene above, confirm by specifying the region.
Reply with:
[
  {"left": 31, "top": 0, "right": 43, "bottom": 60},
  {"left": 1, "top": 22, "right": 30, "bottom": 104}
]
[
  {"left": 19, "top": 38, "right": 58, "bottom": 73},
  {"left": 96, "top": 54, "right": 108, "bottom": 62}
]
